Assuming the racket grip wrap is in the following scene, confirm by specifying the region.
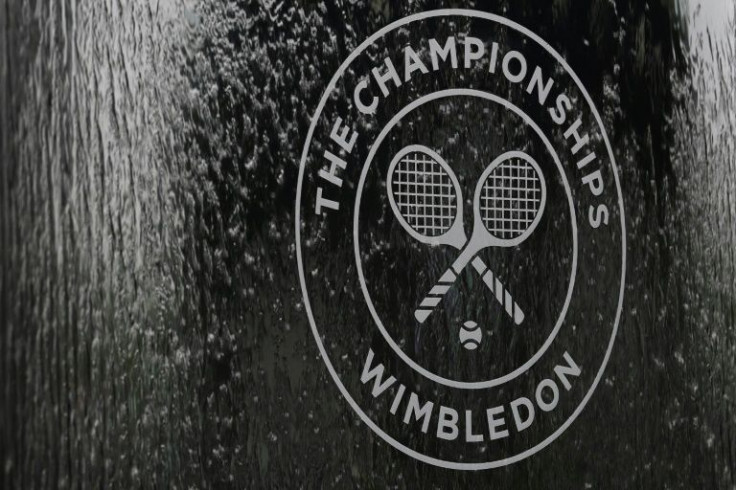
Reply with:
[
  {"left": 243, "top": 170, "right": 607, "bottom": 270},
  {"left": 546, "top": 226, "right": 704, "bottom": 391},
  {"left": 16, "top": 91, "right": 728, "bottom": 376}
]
[
  {"left": 414, "top": 269, "right": 457, "bottom": 323},
  {"left": 471, "top": 257, "right": 525, "bottom": 325}
]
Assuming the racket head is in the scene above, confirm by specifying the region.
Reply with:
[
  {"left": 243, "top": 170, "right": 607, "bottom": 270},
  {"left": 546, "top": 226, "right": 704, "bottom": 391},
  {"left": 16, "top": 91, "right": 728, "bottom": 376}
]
[
  {"left": 386, "top": 145, "right": 466, "bottom": 247},
  {"left": 472, "top": 151, "right": 547, "bottom": 247}
]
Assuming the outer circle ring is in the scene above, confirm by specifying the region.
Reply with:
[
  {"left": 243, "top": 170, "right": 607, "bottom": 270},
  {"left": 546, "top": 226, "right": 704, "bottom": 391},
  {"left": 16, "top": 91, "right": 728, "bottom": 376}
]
[{"left": 294, "top": 9, "right": 627, "bottom": 470}]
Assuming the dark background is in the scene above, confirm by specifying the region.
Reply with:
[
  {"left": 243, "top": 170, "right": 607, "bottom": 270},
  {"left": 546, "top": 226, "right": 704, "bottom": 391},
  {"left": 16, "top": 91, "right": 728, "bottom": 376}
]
[{"left": 1, "top": 0, "right": 735, "bottom": 488}]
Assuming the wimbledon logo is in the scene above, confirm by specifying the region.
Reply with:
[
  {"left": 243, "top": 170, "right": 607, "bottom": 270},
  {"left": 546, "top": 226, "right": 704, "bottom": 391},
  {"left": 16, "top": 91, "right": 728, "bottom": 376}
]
[{"left": 295, "top": 9, "right": 625, "bottom": 470}]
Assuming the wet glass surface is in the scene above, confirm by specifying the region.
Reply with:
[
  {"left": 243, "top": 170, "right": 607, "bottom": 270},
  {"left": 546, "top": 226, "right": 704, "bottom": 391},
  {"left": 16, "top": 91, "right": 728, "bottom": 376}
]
[{"left": 1, "top": 0, "right": 735, "bottom": 487}]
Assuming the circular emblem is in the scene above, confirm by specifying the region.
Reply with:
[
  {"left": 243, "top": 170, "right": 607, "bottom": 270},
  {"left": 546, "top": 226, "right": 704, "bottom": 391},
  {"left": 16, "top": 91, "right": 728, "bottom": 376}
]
[{"left": 295, "top": 9, "right": 625, "bottom": 470}]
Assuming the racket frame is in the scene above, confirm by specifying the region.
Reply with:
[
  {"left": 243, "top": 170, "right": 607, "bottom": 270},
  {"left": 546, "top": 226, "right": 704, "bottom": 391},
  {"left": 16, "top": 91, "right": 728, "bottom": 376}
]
[
  {"left": 386, "top": 144, "right": 467, "bottom": 249},
  {"left": 471, "top": 150, "right": 547, "bottom": 248}
]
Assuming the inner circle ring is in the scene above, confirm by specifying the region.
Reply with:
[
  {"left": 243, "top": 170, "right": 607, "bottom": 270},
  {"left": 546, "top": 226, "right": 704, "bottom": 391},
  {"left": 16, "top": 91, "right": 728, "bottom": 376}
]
[
  {"left": 294, "top": 9, "right": 626, "bottom": 470},
  {"left": 353, "top": 89, "right": 579, "bottom": 389}
]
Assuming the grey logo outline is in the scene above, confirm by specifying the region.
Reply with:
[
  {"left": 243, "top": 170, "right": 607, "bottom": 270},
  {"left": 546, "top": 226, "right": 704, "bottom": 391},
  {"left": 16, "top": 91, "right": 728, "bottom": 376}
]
[{"left": 295, "top": 9, "right": 627, "bottom": 470}]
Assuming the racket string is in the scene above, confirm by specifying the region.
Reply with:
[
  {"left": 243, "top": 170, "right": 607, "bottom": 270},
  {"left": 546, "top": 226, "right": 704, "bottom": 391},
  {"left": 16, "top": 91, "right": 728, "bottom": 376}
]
[
  {"left": 391, "top": 152, "right": 457, "bottom": 237},
  {"left": 480, "top": 158, "right": 542, "bottom": 239}
]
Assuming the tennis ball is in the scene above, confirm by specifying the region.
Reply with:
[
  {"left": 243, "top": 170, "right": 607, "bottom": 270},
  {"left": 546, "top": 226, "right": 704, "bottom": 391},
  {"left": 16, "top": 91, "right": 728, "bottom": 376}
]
[{"left": 459, "top": 321, "right": 482, "bottom": 350}]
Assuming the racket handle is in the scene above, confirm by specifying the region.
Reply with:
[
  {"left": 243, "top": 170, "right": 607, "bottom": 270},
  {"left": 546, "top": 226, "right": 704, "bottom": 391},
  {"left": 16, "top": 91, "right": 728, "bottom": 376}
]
[
  {"left": 414, "top": 269, "right": 459, "bottom": 323},
  {"left": 471, "top": 257, "right": 525, "bottom": 325},
  {"left": 413, "top": 258, "right": 525, "bottom": 325}
]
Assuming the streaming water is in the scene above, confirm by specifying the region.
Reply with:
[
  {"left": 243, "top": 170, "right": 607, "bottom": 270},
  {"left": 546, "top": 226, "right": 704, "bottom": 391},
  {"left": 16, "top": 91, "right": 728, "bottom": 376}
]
[{"left": 1, "top": 0, "right": 735, "bottom": 487}]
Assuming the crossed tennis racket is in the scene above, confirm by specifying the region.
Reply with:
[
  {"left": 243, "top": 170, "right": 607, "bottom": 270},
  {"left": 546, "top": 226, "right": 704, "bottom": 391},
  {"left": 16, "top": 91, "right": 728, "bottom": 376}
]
[{"left": 386, "top": 144, "right": 547, "bottom": 325}]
